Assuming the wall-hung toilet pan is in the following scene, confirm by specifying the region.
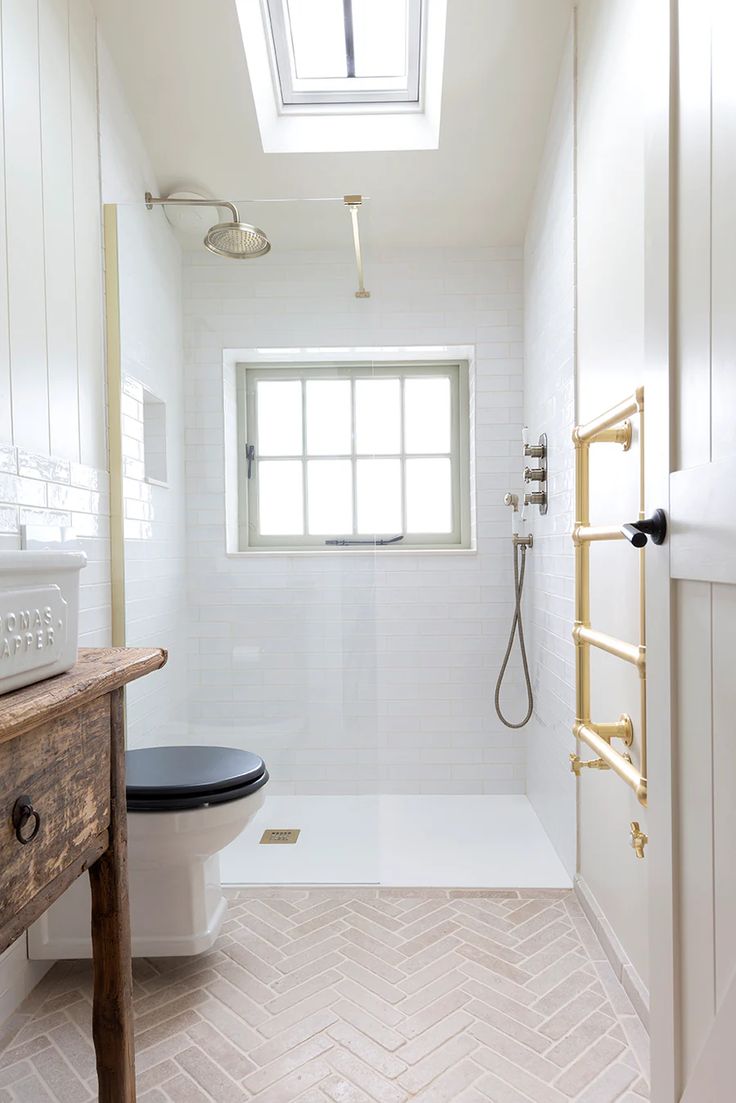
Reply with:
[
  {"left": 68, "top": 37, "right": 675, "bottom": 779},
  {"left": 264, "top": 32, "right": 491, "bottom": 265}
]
[{"left": 28, "top": 746, "right": 268, "bottom": 959}]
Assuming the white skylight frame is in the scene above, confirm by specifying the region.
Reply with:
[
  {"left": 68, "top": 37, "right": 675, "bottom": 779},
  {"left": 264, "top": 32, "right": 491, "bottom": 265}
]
[
  {"left": 265, "top": 0, "right": 423, "bottom": 107},
  {"left": 236, "top": 0, "right": 447, "bottom": 152}
]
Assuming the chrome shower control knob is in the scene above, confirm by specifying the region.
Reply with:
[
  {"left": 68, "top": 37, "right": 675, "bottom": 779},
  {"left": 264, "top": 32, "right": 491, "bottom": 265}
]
[
  {"left": 523, "top": 466, "right": 546, "bottom": 482},
  {"left": 524, "top": 443, "right": 546, "bottom": 458},
  {"left": 524, "top": 491, "right": 546, "bottom": 506}
]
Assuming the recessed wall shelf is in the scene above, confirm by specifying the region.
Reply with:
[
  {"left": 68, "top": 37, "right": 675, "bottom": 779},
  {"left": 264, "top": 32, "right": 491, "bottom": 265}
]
[{"left": 142, "top": 387, "right": 168, "bottom": 487}]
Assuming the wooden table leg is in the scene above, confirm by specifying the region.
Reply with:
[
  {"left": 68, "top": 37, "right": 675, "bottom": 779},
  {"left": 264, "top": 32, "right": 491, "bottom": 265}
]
[{"left": 88, "top": 687, "right": 136, "bottom": 1101}]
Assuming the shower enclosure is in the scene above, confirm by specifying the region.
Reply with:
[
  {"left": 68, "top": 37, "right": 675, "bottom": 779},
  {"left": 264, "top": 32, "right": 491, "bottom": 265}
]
[{"left": 107, "top": 199, "right": 570, "bottom": 890}]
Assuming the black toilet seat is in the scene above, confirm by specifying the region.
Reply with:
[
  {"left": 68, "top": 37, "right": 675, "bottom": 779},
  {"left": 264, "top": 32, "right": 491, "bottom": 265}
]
[{"left": 126, "top": 746, "right": 268, "bottom": 813}]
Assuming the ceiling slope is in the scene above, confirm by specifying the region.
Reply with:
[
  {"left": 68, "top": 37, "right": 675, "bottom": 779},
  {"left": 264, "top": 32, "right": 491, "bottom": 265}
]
[{"left": 93, "top": 0, "right": 572, "bottom": 250}]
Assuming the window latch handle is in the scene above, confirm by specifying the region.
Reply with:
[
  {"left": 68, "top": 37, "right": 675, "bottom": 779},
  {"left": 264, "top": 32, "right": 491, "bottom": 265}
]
[
  {"left": 246, "top": 444, "right": 255, "bottom": 479},
  {"left": 325, "top": 535, "right": 405, "bottom": 546}
]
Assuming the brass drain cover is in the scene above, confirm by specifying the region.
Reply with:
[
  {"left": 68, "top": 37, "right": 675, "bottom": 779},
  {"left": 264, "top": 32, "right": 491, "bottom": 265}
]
[{"left": 260, "top": 829, "right": 300, "bottom": 845}]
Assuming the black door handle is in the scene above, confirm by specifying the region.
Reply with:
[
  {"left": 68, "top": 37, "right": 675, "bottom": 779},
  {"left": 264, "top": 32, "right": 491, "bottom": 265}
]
[{"left": 621, "top": 508, "right": 667, "bottom": 547}]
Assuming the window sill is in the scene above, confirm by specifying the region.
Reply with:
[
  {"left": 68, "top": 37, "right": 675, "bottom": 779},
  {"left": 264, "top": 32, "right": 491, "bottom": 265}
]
[{"left": 226, "top": 546, "right": 477, "bottom": 558}]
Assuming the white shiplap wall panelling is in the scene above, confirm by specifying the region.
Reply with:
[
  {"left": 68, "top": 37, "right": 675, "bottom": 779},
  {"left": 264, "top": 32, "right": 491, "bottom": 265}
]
[
  {"left": 70, "top": 0, "right": 104, "bottom": 470},
  {"left": 0, "top": 1, "right": 9, "bottom": 444},
  {"left": 0, "top": 0, "right": 104, "bottom": 467},
  {"left": 3, "top": 0, "right": 48, "bottom": 454},
  {"left": 39, "top": 0, "right": 79, "bottom": 461}
]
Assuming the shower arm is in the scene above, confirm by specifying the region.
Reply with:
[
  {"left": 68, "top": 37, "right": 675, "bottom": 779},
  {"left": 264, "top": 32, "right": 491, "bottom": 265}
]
[
  {"left": 145, "top": 192, "right": 240, "bottom": 223},
  {"left": 145, "top": 191, "right": 372, "bottom": 296}
]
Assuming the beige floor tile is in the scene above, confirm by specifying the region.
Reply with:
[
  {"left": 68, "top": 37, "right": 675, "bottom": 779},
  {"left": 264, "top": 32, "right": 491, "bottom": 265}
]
[{"left": 0, "top": 888, "right": 647, "bottom": 1101}]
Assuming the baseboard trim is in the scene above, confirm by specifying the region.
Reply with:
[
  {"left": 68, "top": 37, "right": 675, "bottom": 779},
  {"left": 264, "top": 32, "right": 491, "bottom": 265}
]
[
  {"left": 575, "top": 874, "right": 649, "bottom": 1028},
  {"left": 0, "top": 935, "right": 52, "bottom": 1033}
]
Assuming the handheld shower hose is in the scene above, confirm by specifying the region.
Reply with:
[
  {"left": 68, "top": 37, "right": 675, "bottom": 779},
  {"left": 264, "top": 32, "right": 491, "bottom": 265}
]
[{"left": 494, "top": 539, "right": 534, "bottom": 729}]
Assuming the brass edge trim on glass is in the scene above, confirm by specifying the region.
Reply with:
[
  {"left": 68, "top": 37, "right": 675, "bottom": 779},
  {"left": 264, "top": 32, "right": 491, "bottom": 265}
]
[
  {"left": 572, "top": 389, "right": 649, "bottom": 850},
  {"left": 103, "top": 205, "right": 126, "bottom": 650}
]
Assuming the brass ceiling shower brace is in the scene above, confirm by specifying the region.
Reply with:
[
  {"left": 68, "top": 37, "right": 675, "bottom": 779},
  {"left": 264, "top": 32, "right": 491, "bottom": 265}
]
[{"left": 570, "top": 388, "right": 663, "bottom": 860}]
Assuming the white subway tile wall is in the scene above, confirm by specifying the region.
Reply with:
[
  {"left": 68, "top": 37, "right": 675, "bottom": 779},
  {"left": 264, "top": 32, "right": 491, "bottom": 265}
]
[
  {"left": 183, "top": 246, "right": 526, "bottom": 795},
  {"left": 0, "top": 444, "right": 111, "bottom": 647},
  {"left": 523, "top": 25, "right": 577, "bottom": 874}
]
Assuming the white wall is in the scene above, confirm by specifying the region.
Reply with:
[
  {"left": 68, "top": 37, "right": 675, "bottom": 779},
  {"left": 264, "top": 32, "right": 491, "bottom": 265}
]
[
  {"left": 0, "top": 0, "right": 108, "bottom": 1026},
  {"left": 575, "top": 0, "right": 649, "bottom": 988},
  {"left": 523, "top": 21, "right": 576, "bottom": 876},
  {"left": 183, "top": 247, "right": 526, "bottom": 795}
]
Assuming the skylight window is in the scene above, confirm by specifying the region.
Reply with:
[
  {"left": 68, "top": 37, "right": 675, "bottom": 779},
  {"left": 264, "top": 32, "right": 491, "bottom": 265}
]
[{"left": 266, "top": 0, "right": 423, "bottom": 106}]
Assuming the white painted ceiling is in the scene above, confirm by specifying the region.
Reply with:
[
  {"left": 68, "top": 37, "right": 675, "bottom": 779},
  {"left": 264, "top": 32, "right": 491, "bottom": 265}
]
[{"left": 93, "top": 0, "right": 571, "bottom": 250}]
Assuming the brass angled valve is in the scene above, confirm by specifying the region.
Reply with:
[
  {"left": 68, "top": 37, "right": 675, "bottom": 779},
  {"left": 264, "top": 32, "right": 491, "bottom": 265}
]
[
  {"left": 569, "top": 753, "right": 610, "bottom": 777},
  {"left": 630, "top": 821, "right": 648, "bottom": 859}
]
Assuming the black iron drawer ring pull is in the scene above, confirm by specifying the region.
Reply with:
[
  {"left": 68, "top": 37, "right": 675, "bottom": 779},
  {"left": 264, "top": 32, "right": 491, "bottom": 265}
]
[{"left": 12, "top": 795, "right": 41, "bottom": 844}]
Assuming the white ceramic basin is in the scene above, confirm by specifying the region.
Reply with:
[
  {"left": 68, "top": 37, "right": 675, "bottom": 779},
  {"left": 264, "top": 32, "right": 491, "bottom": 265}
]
[{"left": 0, "top": 550, "right": 87, "bottom": 695}]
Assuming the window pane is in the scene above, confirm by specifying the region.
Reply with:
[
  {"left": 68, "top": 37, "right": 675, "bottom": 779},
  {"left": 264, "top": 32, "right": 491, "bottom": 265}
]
[
  {"left": 356, "top": 458, "right": 401, "bottom": 533},
  {"left": 257, "top": 380, "right": 303, "bottom": 456},
  {"left": 258, "top": 461, "right": 304, "bottom": 535},
  {"left": 286, "top": 0, "right": 347, "bottom": 79},
  {"left": 355, "top": 379, "right": 400, "bottom": 454},
  {"left": 306, "top": 380, "right": 351, "bottom": 455},
  {"left": 406, "top": 458, "right": 452, "bottom": 533},
  {"left": 352, "top": 0, "right": 407, "bottom": 78},
  {"left": 307, "top": 460, "right": 352, "bottom": 533},
  {"left": 404, "top": 377, "right": 451, "bottom": 454}
]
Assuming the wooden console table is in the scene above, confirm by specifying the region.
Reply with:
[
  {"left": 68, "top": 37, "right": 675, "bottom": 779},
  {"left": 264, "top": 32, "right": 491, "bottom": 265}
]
[{"left": 0, "top": 646, "right": 167, "bottom": 1102}]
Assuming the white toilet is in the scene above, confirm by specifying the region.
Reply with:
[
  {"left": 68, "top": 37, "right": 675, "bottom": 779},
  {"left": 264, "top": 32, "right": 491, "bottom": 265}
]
[{"left": 29, "top": 746, "right": 268, "bottom": 959}]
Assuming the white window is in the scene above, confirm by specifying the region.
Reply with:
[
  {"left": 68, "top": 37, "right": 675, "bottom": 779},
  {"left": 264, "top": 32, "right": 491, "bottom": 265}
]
[
  {"left": 265, "top": 0, "right": 423, "bottom": 107},
  {"left": 239, "top": 361, "right": 470, "bottom": 550}
]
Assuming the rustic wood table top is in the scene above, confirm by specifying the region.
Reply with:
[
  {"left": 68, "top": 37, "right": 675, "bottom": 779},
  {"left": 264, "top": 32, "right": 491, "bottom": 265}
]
[{"left": 0, "top": 645, "right": 167, "bottom": 1103}]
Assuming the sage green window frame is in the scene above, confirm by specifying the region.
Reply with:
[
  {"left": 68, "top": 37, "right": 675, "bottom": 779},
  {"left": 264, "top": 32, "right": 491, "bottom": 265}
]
[{"left": 237, "top": 360, "right": 471, "bottom": 551}]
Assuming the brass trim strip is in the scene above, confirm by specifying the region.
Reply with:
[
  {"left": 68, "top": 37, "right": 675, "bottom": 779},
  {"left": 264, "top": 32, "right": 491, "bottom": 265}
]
[
  {"left": 573, "top": 625, "right": 646, "bottom": 673},
  {"left": 103, "top": 205, "right": 126, "bottom": 650}
]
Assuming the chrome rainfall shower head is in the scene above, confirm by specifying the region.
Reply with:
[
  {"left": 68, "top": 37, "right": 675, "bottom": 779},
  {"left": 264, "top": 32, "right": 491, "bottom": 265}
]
[
  {"left": 145, "top": 192, "right": 271, "bottom": 260},
  {"left": 204, "top": 220, "right": 270, "bottom": 259}
]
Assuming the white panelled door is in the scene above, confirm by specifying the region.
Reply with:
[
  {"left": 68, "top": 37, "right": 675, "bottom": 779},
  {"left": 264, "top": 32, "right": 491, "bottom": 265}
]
[{"left": 647, "top": 2, "right": 736, "bottom": 1100}]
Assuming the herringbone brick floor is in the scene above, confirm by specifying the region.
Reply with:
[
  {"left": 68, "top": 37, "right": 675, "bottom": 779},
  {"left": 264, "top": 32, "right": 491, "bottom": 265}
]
[{"left": 0, "top": 889, "right": 648, "bottom": 1102}]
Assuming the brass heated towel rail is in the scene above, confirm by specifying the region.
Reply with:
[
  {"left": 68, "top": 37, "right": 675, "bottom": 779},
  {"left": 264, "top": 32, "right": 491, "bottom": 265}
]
[{"left": 571, "top": 389, "right": 649, "bottom": 855}]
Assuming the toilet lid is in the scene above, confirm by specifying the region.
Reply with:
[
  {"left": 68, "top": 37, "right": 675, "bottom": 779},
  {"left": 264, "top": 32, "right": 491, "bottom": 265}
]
[{"left": 126, "top": 745, "right": 267, "bottom": 806}]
